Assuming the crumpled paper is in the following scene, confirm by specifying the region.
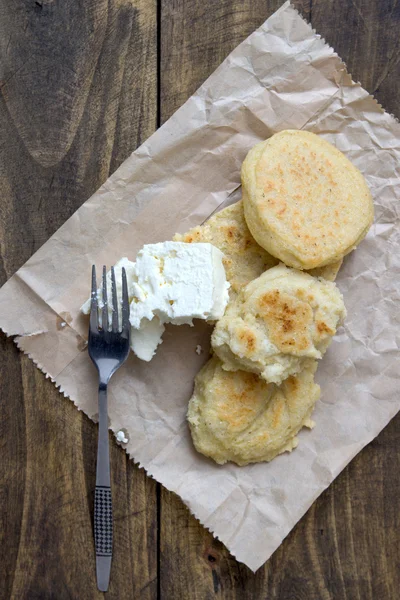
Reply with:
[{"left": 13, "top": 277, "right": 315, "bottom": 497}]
[{"left": 1, "top": 2, "right": 399, "bottom": 571}]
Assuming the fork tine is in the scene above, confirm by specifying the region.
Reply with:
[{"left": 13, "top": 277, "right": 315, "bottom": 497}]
[
  {"left": 111, "top": 266, "right": 119, "bottom": 332},
  {"left": 121, "top": 267, "right": 130, "bottom": 334},
  {"left": 90, "top": 265, "right": 98, "bottom": 332},
  {"left": 102, "top": 266, "right": 109, "bottom": 331}
]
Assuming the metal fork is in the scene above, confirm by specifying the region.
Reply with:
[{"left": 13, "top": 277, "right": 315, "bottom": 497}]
[{"left": 88, "top": 265, "right": 131, "bottom": 592}]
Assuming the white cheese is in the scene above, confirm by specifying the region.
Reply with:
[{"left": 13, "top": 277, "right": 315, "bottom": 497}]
[
  {"left": 130, "top": 317, "right": 165, "bottom": 361},
  {"left": 130, "top": 242, "right": 229, "bottom": 330},
  {"left": 116, "top": 430, "right": 128, "bottom": 444},
  {"left": 128, "top": 242, "right": 229, "bottom": 360},
  {"left": 81, "top": 242, "right": 229, "bottom": 362}
]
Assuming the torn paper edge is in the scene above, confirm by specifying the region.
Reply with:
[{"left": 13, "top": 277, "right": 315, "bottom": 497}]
[
  {"left": 289, "top": 1, "right": 400, "bottom": 126},
  {"left": 1, "top": 1, "right": 399, "bottom": 571}
]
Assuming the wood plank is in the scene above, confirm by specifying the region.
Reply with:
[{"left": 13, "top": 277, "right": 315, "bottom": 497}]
[
  {"left": 160, "top": 0, "right": 286, "bottom": 125},
  {"left": 0, "top": 1, "right": 158, "bottom": 598},
  {"left": 1, "top": 0, "right": 399, "bottom": 597},
  {"left": 312, "top": 0, "right": 400, "bottom": 118},
  {"left": 159, "top": 1, "right": 400, "bottom": 598},
  {"left": 158, "top": 2, "right": 297, "bottom": 599}
]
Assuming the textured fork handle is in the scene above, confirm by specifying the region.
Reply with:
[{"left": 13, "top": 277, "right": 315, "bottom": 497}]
[{"left": 95, "top": 383, "right": 113, "bottom": 592}]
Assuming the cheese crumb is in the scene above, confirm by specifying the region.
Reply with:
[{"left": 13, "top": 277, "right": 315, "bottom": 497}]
[
  {"left": 81, "top": 243, "right": 230, "bottom": 363},
  {"left": 116, "top": 430, "right": 128, "bottom": 444},
  {"left": 195, "top": 345, "right": 202, "bottom": 355}
]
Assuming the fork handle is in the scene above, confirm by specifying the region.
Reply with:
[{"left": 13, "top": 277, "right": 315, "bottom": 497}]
[{"left": 94, "top": 383, "right": 113, "bottom": 592}]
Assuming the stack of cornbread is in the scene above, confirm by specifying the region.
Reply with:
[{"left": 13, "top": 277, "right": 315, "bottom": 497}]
[{"left": 175, "top": 130, "right": 373, "bottom": 465}]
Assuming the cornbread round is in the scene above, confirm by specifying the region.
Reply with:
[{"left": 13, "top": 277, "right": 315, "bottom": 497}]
[
  {"left": 310, "top": 258, "right": 343, "bottom": 282},
  {"left": 187, "top": 356, "right": 320, "bottom": 465},
  {"left": 212, "top": 263, "right": 346, "bottom": 385},
  {"left": 242, "top": 130, "right": 374, "bottom": 269},
  {"left": 174, "top": 201, "right": 342, "bottom": 296}
]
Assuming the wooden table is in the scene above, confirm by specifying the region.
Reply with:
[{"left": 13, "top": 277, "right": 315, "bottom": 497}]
[{"left": 1, "top": 1, "right": 399, "bottom": 598}]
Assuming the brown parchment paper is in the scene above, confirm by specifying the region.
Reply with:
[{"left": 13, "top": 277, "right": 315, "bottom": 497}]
[{"left": 1, "top": 2, "right": 400, "bottom": 571}]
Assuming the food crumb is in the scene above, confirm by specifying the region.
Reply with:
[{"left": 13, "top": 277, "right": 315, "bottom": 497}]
[
  {"left": 60, "top": 322, "right": 66, "bottom": 328},
  {"left": 116, "top": 430, "right": 128, "bottom": 444},
  {"left": 196, "top": 345, "right": 202, "bottom": 355}
]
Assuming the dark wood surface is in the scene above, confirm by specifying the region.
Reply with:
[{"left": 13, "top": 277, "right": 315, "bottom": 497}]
[{"left": 0, "top": 1, "right": 399, "bottom": 598}]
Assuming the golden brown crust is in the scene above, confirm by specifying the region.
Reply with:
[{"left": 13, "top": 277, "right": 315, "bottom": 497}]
[
  {"left": 187, "top": 356, "right": 320, "bottom": 465},
  {"left": 257, "top": 289, "right": 314, "bottom": 353},
  {"left": 211, "top": 264, "right": 346, "bottom": 385},
  {"left": 242, "top": 130, "right": 374, "bottom": 269}
]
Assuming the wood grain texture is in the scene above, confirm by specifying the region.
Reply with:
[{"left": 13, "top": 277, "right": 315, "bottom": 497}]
[
  {"left": 311, "top": 0, "right": 400, "bottom": 118},
  {"left": 1, "top": 1, "right": 400, "bottom": 599},
  {"left": 159, "top": 1, "right": 400, "bottom": 599},
  {"left": 0, "top": 1, "right": 158, "bottom": 599}
]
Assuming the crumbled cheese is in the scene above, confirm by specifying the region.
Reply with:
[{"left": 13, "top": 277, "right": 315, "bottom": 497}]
[
  {"left": 131, "top": 317, "right": 165, "bottom": 362},
  {"left": 129, "top": 242, "right": 229, "bottom": 360},
  {"left": 116, "top": 430, "right": 128, "bottom": 444},
  {"left": 81, "top": 243, "right": 230, "bottom": 362}
]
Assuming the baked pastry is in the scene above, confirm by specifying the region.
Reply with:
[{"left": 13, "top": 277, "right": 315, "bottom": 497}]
[
  {"left": 309, "top": 259, "right": 342, "bottom": 281},
  {"left": 242, "top": 130, "right": 374, "bottom": 269},
  {"left": 211, "top": 263, "right": 346, "bottom": 385},
  {"left": 187, "top": 356, "right": 320, "bottom": 465},
  {"left": 174, "top": 201, "right": 342, "bottom": 294}
]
